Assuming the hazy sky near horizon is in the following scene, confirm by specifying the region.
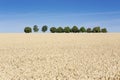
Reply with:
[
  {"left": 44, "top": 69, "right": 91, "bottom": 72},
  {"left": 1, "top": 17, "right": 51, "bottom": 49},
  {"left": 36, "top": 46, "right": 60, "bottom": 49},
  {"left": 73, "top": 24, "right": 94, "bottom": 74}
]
[{"left": 0, "top": 0, "right": 120, "bottom": 32}]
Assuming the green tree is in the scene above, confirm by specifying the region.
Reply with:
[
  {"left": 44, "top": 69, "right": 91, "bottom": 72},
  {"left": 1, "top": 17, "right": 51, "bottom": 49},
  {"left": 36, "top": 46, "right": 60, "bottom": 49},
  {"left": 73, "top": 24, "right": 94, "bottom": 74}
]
[
  {"left": 50, "top": 27, "right": 56, "bottom": 33},
  {"left": 42, "top": 25, "right": 48, "bottom": 32},
  {"left": 101, "top": 28, "right": 107, "bottom": 33},
  {"left": 71, "top": 26, "right": 79, "bottom": 33},
  {"left": 56, "top": 27, "right": 64, "bottom": 33},
  {"left": 24, "top": 27, "right": 32, "bottom": 33},
  {"left": 80, "top": 27, "right": 86, "bottom": 33},
  {"left": 92, "top": 26, "right": 101, "bottom": 33},
  {"left": 70, "top": 27, "right": 72, "bottom": 33},
  {"left": 33, "top": 25, "right": 39, "bottom": 32},
  {"left": 64, "top": 26, "right": 71, "bottom": 33},
  {"left": 87, "top": 28, "right": 92, "bottom": 33}
]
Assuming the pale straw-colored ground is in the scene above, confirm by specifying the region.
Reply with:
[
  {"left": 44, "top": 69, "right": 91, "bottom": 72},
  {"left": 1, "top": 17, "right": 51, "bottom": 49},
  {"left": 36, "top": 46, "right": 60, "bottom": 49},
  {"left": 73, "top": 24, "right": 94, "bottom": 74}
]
[{"left": 0, "top": 33, "right": 120, "bottom": 80}]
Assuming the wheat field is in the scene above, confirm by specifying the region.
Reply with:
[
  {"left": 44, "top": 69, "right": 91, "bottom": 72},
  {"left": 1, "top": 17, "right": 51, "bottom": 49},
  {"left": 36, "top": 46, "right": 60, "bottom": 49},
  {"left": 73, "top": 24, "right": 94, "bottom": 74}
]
[{"left": 0, "top": 33, "right": 120, "bottom": 80}]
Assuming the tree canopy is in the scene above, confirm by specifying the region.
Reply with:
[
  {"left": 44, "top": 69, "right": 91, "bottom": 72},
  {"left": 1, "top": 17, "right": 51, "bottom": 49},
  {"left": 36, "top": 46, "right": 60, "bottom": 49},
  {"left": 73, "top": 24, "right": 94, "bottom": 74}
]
[
  {"left": 50, "top": 27, "right": 56, "bottom": 33},
  {"left": 80, "top": 27, "right": 86, "bottom": 32},
  {"left": 24, "top": 27, "right": 32, "bottom": 33},
  {"left": 71, "top": 26, "right": 79, "bottom": 33},
  {"left": 24, "top": 25, "right": 108, "bottom": 33},
  {"left": 33, "top": 25, "right": 39, "bottom": 32},
  {"left": 42, "top": 25, "right": 48, "bottom": 32}
]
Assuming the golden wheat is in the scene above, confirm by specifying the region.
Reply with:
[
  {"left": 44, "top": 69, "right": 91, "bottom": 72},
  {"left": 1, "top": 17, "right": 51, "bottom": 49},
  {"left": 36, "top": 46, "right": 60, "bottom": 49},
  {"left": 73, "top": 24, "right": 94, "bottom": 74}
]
[{"left": 0, "top": 33, "right": 120, "bottom": 80}]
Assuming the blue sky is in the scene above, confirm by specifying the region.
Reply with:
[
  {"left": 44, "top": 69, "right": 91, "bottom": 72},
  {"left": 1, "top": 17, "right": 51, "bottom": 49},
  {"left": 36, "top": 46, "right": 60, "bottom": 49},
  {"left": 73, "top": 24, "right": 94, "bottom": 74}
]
[{"left": 0, "top": 0, "right": 120, "bottom": 32}]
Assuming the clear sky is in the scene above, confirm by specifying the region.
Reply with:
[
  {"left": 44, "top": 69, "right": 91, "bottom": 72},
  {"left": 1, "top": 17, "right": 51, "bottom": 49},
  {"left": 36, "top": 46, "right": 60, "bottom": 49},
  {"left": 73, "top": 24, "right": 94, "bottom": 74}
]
[{"left": 0, "top": 0, "right": 120, "bottom": 32}]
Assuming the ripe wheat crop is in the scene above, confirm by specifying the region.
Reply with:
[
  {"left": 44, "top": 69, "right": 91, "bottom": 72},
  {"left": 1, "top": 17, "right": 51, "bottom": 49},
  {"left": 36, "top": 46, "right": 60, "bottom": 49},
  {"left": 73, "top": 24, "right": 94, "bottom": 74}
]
[{"left": 0, "top": 33, "right": 120, "bottom": 80}]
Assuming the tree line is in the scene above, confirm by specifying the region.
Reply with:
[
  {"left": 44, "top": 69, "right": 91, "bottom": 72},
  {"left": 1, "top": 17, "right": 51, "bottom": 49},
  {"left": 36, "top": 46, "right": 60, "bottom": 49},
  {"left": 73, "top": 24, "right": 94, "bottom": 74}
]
[{"left": 24, "top": 25, "right": 107, "bottom": 33}]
